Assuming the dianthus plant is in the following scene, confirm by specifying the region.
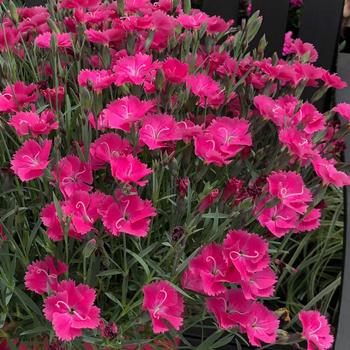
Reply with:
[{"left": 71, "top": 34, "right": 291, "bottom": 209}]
[{"left": 0, "top": 0, "right": 348, "bottom": 349}]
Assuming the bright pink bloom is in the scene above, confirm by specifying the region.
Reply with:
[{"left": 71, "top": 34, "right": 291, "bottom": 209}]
[
  {"left": 294, "top": 103, "right": 325, "bottom": 135},
  {"left": 177, "top": 11, "right": 209, "bottom": 30},
  {"left": 162, "top": 58, "right": 189, "bottom": 84},
  {"left": 292, "top": 38, "right": 318, "bottom": 63},
  {"left": 182, "top": 243, "right": 235, "bottom": 296},
  {"left": 238, "top": 267, "right": 276, "bottom": 300},
  {"left": 100, "top": 96, "right": 154, "bottom": 132},
  {"left": 283, "top": 31, "right": 294, "bottom": 56},
  {"left": 41, "top": 86, "right": 65, "bottom": 110},
  {"left": 267, "top": 171, "right": 312, "bottom": 214},
  {"left": 206, "top": 289, "right": 253, "bottom": 329},
  {"left": 245, "top": 303, "right": 279, "bottom": 347},
  {"left": 279, "top": 128, "right": 316, "bottom": 162},
  {"left": 78, "top": 69, "right": 115, "bottom": 92},
  {"left": 207, "top": 117, "right": 252, "bottom": 158},
  {"left": 333, "top": 102, "right": 350, "bottom": 122},
  {"left": 62, "top": 191, "right": 104, "bottom": 235},
  {"left": 59, "top": 0, "right": 101, "bottom": 9},
  {"left": 89, "top": 133, "right": 132, "bottom": 169},
  {"left": 44, "top": 280, "right": 100, "bottom": 341},
  {"left": 139, "top": 114, "right": 181, "bottom": 150},
  {"left": 222, "top": 230, "right": 269, "bottom": 280},
  {"left": 25, "top": 256, "right": 67, "bottom": 295},
  {"left": 177, "top": 120, "right": 203, "bottom": 143},
  {"left": 1, "top": 82, "right": 38, "bottom": 111},
  {"left": 194, "top": 133, "right": 231, "bottom": 166},
  {"left": 8, "top": 110, "right": 58, "bottom": 137},
  {"left": 35, "top": 32, "right": 72, "bottom": 48},
  {"left": 41, "top": 202, "right": 79, "bottom": 241},
  {"left": 296, "top": 208, "right": 321, "bottom": 233},
  {"left": 11, "top": 140, "right": 51, "bottom": 181},
  {"left": 102, "top": 193, "right": 156, "bottom": 237},
  {"left": 198, "top": 189, "right": 220, "bottom": 213},
  {"left": 206, "top": 16, "right": 231, "bottom": 34},
  {"left": 0, "top": 21, "right": 19, "bottom": 52},
  {"left": 186, "top": 74, "right": 225, "bottom": 108},
  {"left": 299, "top": 311, "right": 334, "bottom": 350},
  {"left": 142, "top": 280, "right": 184, "bottom": 334},
  {"left": 321, "top": 71, "right": 347, "bottom": 89},
  {"left": 113, "top": 54, "right": 155, "bottom": 86},
  {"left": 311, "top": 156, "right": 350, "bottom": 187},
  {"left": 257, "top": 202, "right": 299, "bottom": 237},
  {"left": 111, "top": 155, "right": 152, "bottom": 187},
  {"left": 85, "top": 28, "right": 124, "bottom": 46},
  {"left": 149, "top": 11, "right": 177, "bottom": 50},
  {"left": 124, "top": 0, "right": 153, "bottom": 14},
  {"left": 55, "top": 155, "right": 93, "bottom": 198}
]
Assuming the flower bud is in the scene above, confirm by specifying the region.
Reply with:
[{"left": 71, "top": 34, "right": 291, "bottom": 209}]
[{"left": 198, "top": 188, "right": 220, "bottom": 213}]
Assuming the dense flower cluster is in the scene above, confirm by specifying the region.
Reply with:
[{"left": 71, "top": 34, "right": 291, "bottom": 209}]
[{"left": 0, "top": 0, "right": 345, "bottom": 349}]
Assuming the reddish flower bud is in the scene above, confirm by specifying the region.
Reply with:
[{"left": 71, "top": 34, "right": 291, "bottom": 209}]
[
  {"left": 177, "top": 177, "right": 189, "bottom": 197},
  {"left": 222, "top": 177, "right": 244, "bottom": 202},
  {"left": 198, "top": 188, "right": 220, "bottom": 213}
]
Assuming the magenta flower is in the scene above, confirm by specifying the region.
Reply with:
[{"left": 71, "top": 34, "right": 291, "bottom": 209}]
[
  {"left": 35, "top": 32, "right": 72, "bottom": 48},
  {"left": 257, "top": 202, "right": 298, "bottom": 238},
  {"left": 177, "top": 120, "right": 203, "bottom": 143},
  {"left": 296, "top": 208, "right": 321, "bottom": 233},
  {"left": 44, "top": 280, "right": 100, "bottom": 341},
  {"left": 0, "top": 82, "right": 38, "bottom": 112},
  {"left": 321, "top": 71, "right": 347, "bottom": 90},
  {"left": 113, "top": 54, "right": 156, "bottom": 86},
  {"left": 207, "top": 117, "right": 252, "bottom": 158},
  {"left": 111, "top": 154, "right": 152, "bottom": 187},
  {"left": 299, "top": 311, "right": 334, "bottom": 350},
  {"left": 194, "top": 133, "right": 230, "bottom": 166},
  {"left": 279, "top": 128, "right": 316, "bottom": 162},
  {"left": 239, "top": 267, "right": 277, "bottom": 300},
  {"left": 182, "top": 243, "right": 235, "bottom": 296},
  {"left": 139, "top": 114, "right": 181, "bottom": 150},
  {"left": 62, "top": 191, "right": 104, "bottom": 235},
  {"left": 142, "top": 280, "right": 184, "bottom": 334},
  {"left": 311, "top": 156, "right": 350, "bottom": 187},
  {"left": 206, "top": 16, "right": 231, "bottom": 34},
  {"left": 245, "top": 303, "right": 279, "bottom": 347},
  {"left": 90, "top": 133, "right": 132, "bottom": 169},
  {"left": 333, "top": 102, "right": 350, "bottom": 122},
  {"left": 25, "top": 256, "right": 67, "bottom": 295},
  {"left": 41, "top": 86, "right": 65, "bottom": 110},
  {"left": 102, "top": 193, "right": 156, "bottom": 237},
  {"left": 162, "top": 58, "right": 189, "bottom": 84},
  {"left": 78, "top": 69, "right": 115, "bottom": 93},
  {"left": 8, "top": 110, "right": 58, "bottom": 137},
  {"left": 186, "top": 73, "right": 225, "bottom": 108},
  {"left": 11, "top": 139, "right": 52, "bottom": 181},
  {"left": 54, "top": 155, "right": 93, "bottom": 198},
  {"left": 41, "top": 202, "right": 65, "bottom": 241},
  {"left": 177, "top": 12, "right": 209, "bottom": 30},
  {"left": 267, "top": 171, "right": 312, "bottom": 214},
  {"left": 222, "top": 230, "right": 269, "bottom": 280},
  {"left": 101, "top": 96, "right": 154, "bottom": 132},
  {"left": 206, "top": 289, "right": 253, "bottom": 329},
  {"left": 294, "top": 103, "right": 325, "bottom": 135}
]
